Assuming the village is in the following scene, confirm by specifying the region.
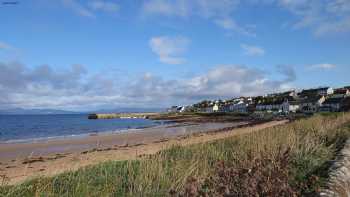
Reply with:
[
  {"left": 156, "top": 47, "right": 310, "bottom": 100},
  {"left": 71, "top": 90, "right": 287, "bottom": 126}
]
[{"left": 168, "top": 86, "right": 350, "bottom": 115}]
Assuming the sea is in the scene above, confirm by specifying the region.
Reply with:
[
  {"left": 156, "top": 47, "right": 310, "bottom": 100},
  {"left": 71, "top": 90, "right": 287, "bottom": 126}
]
[{"left": 0, "top": 114, "right": 163, "bottom": 143}]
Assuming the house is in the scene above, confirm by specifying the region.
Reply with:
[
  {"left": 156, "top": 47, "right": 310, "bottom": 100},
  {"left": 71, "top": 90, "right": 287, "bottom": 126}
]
[
  {"left": 333, "top": 88, "right": 350, "bottom": 97},
  {"left": 299, "top": 96, "right": 325, "bottom": 113},
  {"left": 167, "top": 106, "right": 187, "bottom": 113},
  {"left": 281, "top": 100, "right": 300, "bottom": 113},
  {"left": 216, "top": 98, "right": 251, "bottom": 113},
  {"left": 226, "top": 100, "right": 249, "bottom": 113},
  {"left": 204, "top": 103, "right": 220, "bottom": 113},
  {"left": 319, "top": 97, "right": 344, "bottom": 112},
  {"left": 256, "top": 97, "right": 285, "bottom": 112},
  {"left": 299, "top": 87, "right": 334, "bottom": 97},
  {"left": 167, "top": 106, "right": 179, "bottom": 113}
]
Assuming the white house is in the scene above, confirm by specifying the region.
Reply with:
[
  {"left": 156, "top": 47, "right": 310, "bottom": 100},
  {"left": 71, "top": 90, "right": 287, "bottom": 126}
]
[
  {"left": 205, "top": 104, "right": 220, "bottom": 113},
  {"left": 281, "top": 100, "right": 300, "bottom": 113},
  {"left": 256, "top": 100, "right": 284, "bottom": 112},
  {"left": 167, "top": 106, "right": 188, "bottom": 113},
  {"left": 167, "top": 106, "right": 179, "bottom": 113}
]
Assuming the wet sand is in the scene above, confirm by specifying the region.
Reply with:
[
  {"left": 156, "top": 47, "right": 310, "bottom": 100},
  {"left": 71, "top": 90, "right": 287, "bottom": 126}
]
[
  {"left": 0, "top": 122, "right": 246, "bottom": 161},
  {"left": 0, "top": 120, "right": 287, "bottom": 185}
]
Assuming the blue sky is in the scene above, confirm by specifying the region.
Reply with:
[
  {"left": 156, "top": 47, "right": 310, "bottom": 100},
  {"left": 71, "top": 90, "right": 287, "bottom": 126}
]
[{"left": 0, "top": 0, "right": 349, "bottom": 110}]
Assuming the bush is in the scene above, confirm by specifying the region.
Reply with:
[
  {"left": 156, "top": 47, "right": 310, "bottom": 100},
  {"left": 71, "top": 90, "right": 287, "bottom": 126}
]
[{"left": 176, "top": 148, "right": 297, "bottom": 197}]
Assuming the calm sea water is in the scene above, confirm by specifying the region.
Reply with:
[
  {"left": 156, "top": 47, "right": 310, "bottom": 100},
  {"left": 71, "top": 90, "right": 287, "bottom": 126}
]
[{"left": 0, "top": 114, "right": 161, "bottom": 143}]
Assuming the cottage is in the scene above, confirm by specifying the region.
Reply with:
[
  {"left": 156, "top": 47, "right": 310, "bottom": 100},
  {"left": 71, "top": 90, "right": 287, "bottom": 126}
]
[
  {"left": 281, "top": 100, "right": 300, "bottom": 113},
  {"left": 333, "top": 88, "right": 350, "bottom": 97},
  {"left": 204, "top": 103, "right": 220, "bottom": 113},
  {"left": 167, "top": 106, "right": 186, "bottom": 113},
  {"left": 299, "top": 96, "right": 325, "bottom": 113},
  {"left": 256, "top": 98, "right": 284, "bottom": 113},
  {"left": 227, "top": 100, "right": 248, "bottom": 113},
  {"left": 319, "top": 97, "right": 344, "bottom": 112},
  {"left": 167, "top": 106, "right": 179, "bottom": 113}
]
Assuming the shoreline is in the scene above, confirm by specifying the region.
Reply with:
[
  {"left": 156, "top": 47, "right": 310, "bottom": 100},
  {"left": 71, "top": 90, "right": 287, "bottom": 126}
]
[
  {"left": 0, "top": 121, "right": 168, "bottom": 145},
  {"left": 0, "top": 121, "right": 247, "bottom": 162},
  {"left": 0, "top": 120, "right": 287, "bottom": 186}
]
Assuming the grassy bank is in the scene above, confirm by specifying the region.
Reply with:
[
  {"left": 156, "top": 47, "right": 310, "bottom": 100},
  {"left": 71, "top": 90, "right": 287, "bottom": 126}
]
[{"left": 1, "top": 113, "right": 350, "bottom": 196}]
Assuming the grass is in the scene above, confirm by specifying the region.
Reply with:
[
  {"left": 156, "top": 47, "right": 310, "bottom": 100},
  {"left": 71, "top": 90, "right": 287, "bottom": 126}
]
[{"left": 1, "top": 113, "right": 350, "bottom": 196}]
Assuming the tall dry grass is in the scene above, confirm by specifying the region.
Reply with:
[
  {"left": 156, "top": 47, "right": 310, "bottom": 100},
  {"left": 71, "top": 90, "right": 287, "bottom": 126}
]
[
  {"left": 321, "top": 138, "right": 350, "bottom": 197},
  {"left": 1, "top": 113, "right": 350, "bottom": 196}
]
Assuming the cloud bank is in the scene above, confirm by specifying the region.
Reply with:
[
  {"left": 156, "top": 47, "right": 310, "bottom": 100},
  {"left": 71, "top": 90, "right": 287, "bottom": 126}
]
[
  {"left": 142, "top": 0, "right": 350, "bottom": 37},
  {"left": 276, "top": 0, "right": 350, "bottom": 36},
  {"left": 0, "top": 61, "right": 296, "bottom": 110},
  {"left": 142, "top": 0, "right": 254, "bottom": 36}
]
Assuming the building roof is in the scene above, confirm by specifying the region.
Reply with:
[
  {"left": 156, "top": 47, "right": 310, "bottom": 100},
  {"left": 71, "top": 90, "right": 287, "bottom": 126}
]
[
  {"left": 323, "top": 97, "right": 344, "bottom": 105},
  {"left": 300, "top": 95, "right": 324, "bottom": 103},
  {"left": 257, "top": 96, "right": 295, "bottom": 105},
  {"left": 289, "top": 100, "right": 302, "bottom": 105},
  {"left": 300, "top": 87, "right": 330, "bottom": 95},
  {"left": 334, "top": 88, "right": 349, "bottom": 95}
]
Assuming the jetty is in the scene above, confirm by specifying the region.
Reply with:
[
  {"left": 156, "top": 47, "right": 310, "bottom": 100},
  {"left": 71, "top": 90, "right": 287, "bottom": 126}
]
[{"left": 88, "top": 113, "right": 158, "bottom": 119}]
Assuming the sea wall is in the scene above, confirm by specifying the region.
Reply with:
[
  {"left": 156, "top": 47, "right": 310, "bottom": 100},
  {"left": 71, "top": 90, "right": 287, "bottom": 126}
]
[{"left": 88, "top": 113, "right": 157, "bottom": 119}]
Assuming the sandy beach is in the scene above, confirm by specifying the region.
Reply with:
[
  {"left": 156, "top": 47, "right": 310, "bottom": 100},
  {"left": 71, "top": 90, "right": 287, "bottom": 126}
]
[{"left": 0, "top": 120, "right": 287, "bottom": 185}]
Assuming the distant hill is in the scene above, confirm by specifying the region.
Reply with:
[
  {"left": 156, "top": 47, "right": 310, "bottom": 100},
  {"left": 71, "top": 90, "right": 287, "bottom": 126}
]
[
  {"left": 0, "top": 107, "right": 165, "bottom": 115},
  {"left": 0, "top": 108, "right": 82, "bottom": 115}
]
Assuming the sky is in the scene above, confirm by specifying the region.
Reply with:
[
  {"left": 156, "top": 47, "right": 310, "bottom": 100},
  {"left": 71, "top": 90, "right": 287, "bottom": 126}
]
[{"left": 0, "top": 0, "right": 349, "bottom": 111}]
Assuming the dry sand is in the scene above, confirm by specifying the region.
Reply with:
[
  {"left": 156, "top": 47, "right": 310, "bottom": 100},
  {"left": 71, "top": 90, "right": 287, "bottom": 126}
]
[{"left": 0, "top": 120, "right": 287, "bottom": 185}]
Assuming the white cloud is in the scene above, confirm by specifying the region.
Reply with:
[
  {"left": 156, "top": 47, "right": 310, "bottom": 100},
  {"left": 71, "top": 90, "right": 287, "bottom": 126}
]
[
  {"left": 309, "top": 63, "right": 337, "bottom": 70},
  {"left": 0, "top": 41, "right": 14, "bottom": 51},
  {"left": 62, "top": 0, "right": 95, "bottom": 18},
  {"left": 215, "top": 18, "right": 256, "bottom": 36},
  {"left": 128, "top": 65, "right": 296, "bottom": 103},
  {"left": 0, "top": 62, "right": 296, "bottom": 110},
  {"left": 276, "top": 0, "right": 350, "bottom": 36},
  {"left": 142, "top": 0, "right": 189, "bottom": 17},
  {"left": 87, "top": 0, "right": 119, "bottom": 12},
  {"left": 62, "top": 0, "right": 119, "bottom": 18},
  {"left": 241, "top": 44, "right": 265, "bottom": 56},
  {"left": 149, "top": 36, "right": 190, "bottom": 64},
  {"left": 142, "top": 0, "right": 239, "bottom": 18},
  {"left": 142, "top": 0, "right": 254, "bottom": 36}
]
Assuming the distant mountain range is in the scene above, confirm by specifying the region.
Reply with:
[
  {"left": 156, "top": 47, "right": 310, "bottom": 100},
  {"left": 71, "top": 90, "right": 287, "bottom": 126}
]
[
  {"left": 0, "top": 108, "right": 82, "bottom": 115},
  {"left": 0, "top": 107, "right": 165, "bottom": 115}
]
